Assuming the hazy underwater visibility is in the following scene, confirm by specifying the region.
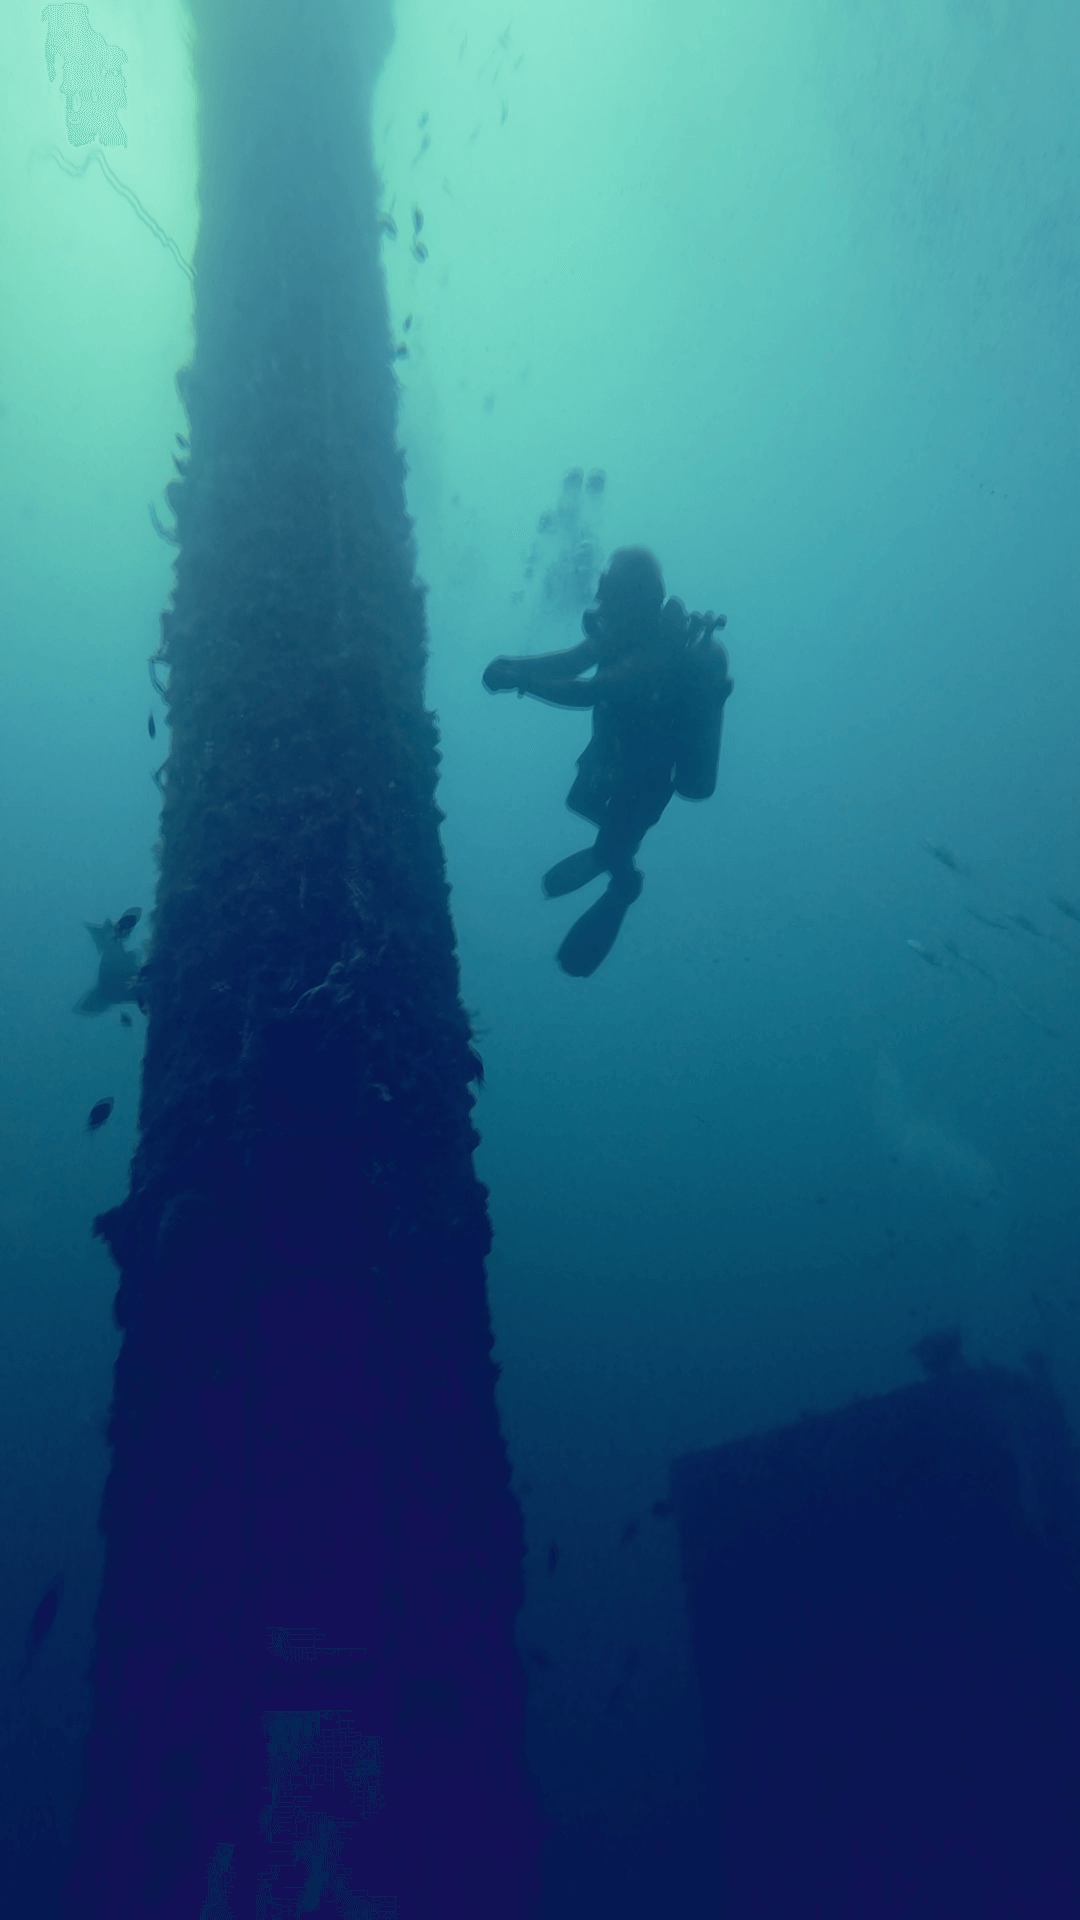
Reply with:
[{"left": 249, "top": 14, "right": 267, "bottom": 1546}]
[{"left": 2, "top": 0, "right": 1080, "bottom": 1913}]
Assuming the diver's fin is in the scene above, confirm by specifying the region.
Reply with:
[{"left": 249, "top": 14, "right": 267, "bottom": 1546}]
[
  {"left": 543, "top": 846, "right": 606, "bottom": 898},
  {"left": 556, "top": 870, "right": 643, "bottom": 977},
  {"left": 85, "top": 921, "right": 113, "bottom": 952}
]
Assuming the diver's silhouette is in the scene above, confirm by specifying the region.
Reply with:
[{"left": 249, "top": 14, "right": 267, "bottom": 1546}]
[{"left": 484, "top": 547, "right": 733, "bottom": 975}]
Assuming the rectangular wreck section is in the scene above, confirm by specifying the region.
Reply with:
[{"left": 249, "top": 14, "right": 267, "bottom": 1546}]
[{"left": 672, "top": 1363, "right": 1080, "bottom": 1918}]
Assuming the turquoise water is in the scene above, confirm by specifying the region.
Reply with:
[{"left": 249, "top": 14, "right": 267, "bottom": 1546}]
[{"left": 2, "top": 0, "right": 1079, "bottom": 1905}]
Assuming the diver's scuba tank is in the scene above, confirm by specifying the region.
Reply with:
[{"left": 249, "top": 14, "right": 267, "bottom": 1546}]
[{"left": 673, "top": 605, "right": 732, "bottom": 801}]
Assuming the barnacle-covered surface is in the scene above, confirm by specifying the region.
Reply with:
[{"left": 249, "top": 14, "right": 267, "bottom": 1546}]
[{"left": 67, "top": 4, "right": 539, "bottom": 1915}]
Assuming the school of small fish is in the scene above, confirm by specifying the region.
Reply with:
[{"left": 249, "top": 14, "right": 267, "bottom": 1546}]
[{"left": 907, "top": 840, "right": 1075, "bottom": 1040}]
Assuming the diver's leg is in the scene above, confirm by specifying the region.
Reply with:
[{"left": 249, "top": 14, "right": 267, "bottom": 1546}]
[
  {"left": 565, "top": 744, "right": 609, "bottom": 827},
  {"left": 553, "top": 786, "right": 671, "bottom": 973},
  {"left": 543, "top": 808, "right": 642, "bottom": 905},
  {"left": 542, "top": 816, "right": 636, "bottom": 898},
  {"left": 542, "top": 748, "right": 612, "bottom": 896},
  {"left": 592, "top": 825, "right": 641, "bottom": 876},
  {"left": 593, "top": 776, "right": 672, "bottom": 873},
  {"left": 544, "top": 772, "right": 668, "bottom": 906}
]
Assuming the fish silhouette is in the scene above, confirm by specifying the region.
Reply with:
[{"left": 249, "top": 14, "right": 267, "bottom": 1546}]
[{"left": 21, "top": 1574, "right": 65, "bottom": 1675}]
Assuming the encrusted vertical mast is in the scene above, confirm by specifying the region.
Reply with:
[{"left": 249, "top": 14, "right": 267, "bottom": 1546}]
[{"left": 66, "top": 4, "right": 538, "bottom": 1914}]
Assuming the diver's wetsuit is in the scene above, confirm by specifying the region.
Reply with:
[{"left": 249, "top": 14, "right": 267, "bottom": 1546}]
[
  {"left": 563, "top": 632, "right": 725, "bottom": 872},
  {"left": 484, "top": 598, "right": 733, "bottom": 974}
]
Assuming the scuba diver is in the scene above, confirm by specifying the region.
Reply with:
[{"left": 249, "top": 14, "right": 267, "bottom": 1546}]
[{"left": 483, "top": 547, "right": 733, "bottom": 976}]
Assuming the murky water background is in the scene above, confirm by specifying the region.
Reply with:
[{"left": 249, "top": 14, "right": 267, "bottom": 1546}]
[{"left": 2, "top": 0, "right": 1079, "bottom": 1904}]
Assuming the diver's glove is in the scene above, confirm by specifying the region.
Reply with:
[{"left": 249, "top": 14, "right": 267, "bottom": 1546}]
[{"left": 482, "top": 656, "right": 524, "bottom": 693}]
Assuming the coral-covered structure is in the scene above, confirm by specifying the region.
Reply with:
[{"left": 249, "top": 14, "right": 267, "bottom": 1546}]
[{"left": 65, "top": 4, "right": 539, "bottom": 1913}]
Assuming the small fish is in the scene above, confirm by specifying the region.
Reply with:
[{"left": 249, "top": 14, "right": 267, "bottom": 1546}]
[
  {"left": 910, "top": 1328, "right": 964, "bottom": 1381},
  {"left": 391, "top": 343, "right": 409, "bottom": 361},
  {"left": 113, "top": 907, "right": 142, "bottom": 942},
  {"left": 403, "top": 313, "right": 413, "bottom": 332},
  {"left": 21, "top": 1575, "right": 65, "bottom": 1674},
  {"left": 968, "top": 907, "right": 1012, "bottom": 932},
  {"left": 942, "top": 939, "right": 995, "bottom": 983},
  {"left": 119, "top": 1012, "right": 133, "bottom": 1028},
  {"left": 87, "top": 1097, "right": 115, "bottom": 1132},
  {"left": 546, "top": 1540, "right": 559, "bottom": 1576},
  {"left": 1008, "top": 992, "right": 1058, "bottom": 1038},
  {"left": 604, "top": 1648, "right": 639, "bottom": 1714},
  {"left": 1049, "top": 895, "right": 1080, "bottom": 923},
  {"left": 412, "top": 205, "right": 424, "bottom": 235},
  {"left": 147, "top": 711, "right": 156, "bottom": 740},
  {"left": 418, "top": 112, "right": 429, "bottom": 129},
  {"left": 618, "top": 1519, "right": 639, "bottom": 1549},
  {"left": 1006, "top": 912, "right": 1042, "bottom": 938},
  {"left": 411, "top": 240, "right": 428, "bottom": 263},
  {"left": 922, "top": 839, "right": 968, "bottom": 876},
  {"left": 75, "top": 919, "right": 144, "bottom": 1015},
  {"left": 175, "top": 432, "right": 189, "bottom": 450},
  {"left": 906, "top": 938, "right": 944, "bottom": 968},
  {"left": 377, "top": 213, "right": 398, "bottom": 238}
]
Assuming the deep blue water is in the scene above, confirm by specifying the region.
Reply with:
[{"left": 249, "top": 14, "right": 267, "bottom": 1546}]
[{"left": 2, "top": 0, "right": 1079, "bottom": 1906}]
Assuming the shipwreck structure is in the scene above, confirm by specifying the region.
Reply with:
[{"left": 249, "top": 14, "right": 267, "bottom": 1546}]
[
  {"left": 66, "top": 4, "right": 539, "bottom": 1914},
  {"left": 672, "top": 1358, "right": 1080, "bottom": 1918}
]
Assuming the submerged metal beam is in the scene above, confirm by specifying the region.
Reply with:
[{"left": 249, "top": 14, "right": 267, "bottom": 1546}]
[{"left": 66, "top": 5, "right": 539, "bottom": 1913}]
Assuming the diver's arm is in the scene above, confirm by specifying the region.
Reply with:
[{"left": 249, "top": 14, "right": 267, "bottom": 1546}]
[
  {"left": 526, "top": 652, "right": 656, "bottom": 709},
  {"left": 519, "top": 676, "right": 599, "bottom": 709},
  {"left": 483, "top": 637, "right": 598, "bottom": 693}
]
